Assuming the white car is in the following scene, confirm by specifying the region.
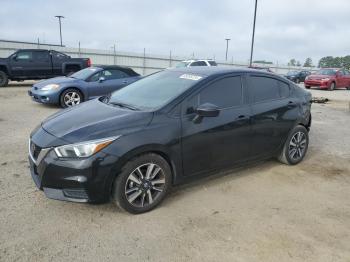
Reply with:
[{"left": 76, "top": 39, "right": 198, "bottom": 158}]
[{"left": 175, "top": 60, "right": 217, "bottom": 68}]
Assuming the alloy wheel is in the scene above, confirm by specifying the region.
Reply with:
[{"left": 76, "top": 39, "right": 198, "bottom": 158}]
[
  {"left": 288, "top": 131, "right": 307, "bottom": 161},
  {"left": 64, "top": 91, "right": 81, "bottom": 107},
  {"left": 125, "top": 163, "right": 165, "bottom": 208}
]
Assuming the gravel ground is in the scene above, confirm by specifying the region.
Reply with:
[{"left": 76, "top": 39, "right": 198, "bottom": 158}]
[{"left": 0, "top": 83, "right": 349, "bottom": 262}]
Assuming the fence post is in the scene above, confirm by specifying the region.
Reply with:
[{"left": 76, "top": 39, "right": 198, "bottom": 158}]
[
  {"left": 78, "top": 41, "right": 81, "bottom": 58},
  {"left": 169, "top": 50, "right": 172, "bottom": 67},
  {"left": 143, "top": 48, "right": 146, "bottom": 75}
]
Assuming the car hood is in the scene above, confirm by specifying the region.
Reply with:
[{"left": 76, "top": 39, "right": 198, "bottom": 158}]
[
  {"left": 34, "top": 76, "right": 81, "bottom": 88},
  {"left": 307, "top": 74, "right": 334, "bottom": 80},
  {"left": 42, "top": 99, "right": 154, "bottom": 143}
]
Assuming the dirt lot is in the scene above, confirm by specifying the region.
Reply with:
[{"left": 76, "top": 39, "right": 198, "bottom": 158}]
[{"left": 0, "top": 83, "right": 350, "bottom": 262}]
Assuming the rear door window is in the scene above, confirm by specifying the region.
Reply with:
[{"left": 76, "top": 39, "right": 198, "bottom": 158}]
[
  {"left": 33, "top": 51, "right": 49, "bottom": 61},
  {"left": 250, "top": 76, "right": 290, "bottom": 103}
]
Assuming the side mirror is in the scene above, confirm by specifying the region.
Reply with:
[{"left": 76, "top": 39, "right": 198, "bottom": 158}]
[
  {"left": 193, "top": 103, "right": 220, "bottom": 123},
  {"left": 196, "top": 103, "right": 220, "bottom": 117},
  {"left": 12, "top": 55, "right": 17, "bottom": 61},
  {"left": 98, "top": 76, "right": 105, "bottom": 82}
]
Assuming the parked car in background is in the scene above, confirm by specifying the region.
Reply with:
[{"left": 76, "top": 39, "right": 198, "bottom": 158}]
[
  {"left": 28, "top": 67, "right": 312, "bottom": 214},
  {"left": 0, "top": 49, "right": 91, "bottom": 87},
  {"left": 175, "top": 59, "right": 217, "bottom": 68},
  {"left": 28, "top": 65, "right": 141, "bottom": 107},
  {"left": 304, "top": 68, "right": 350, "bottom": 90},
  {"left": 285, "top": 70, "right": 311, "bottom": 83}
]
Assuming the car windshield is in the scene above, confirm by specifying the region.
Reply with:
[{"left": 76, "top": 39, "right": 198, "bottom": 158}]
[
  {"left": 208, "top": 61, "right": 217, "bottom": 66},
  {"left": 175, "top": 62, "right": 190, "bottom": 68},
  {"left": 107, "top": 70, "right": 205, "bottom": 110},
  {"left": 287, "top": 71, "right": 298, "bottom": 76},
  {"left": 316, "top": 69, "right": 336, "bottom": 75},
  {"left": 70, "top": 67, "right": 101, "bottom": 80}
]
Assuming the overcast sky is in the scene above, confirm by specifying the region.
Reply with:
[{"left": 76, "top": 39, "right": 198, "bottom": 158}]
[{"left": 1, "top": 0, "right": 350, "bottom": 64}]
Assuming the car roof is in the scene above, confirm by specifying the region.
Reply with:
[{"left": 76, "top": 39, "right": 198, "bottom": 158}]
[
  {"left": 91, "top": 65, "right": 140, "bottom": 76},
  {"left": 167, "top": 66, "right": 276, "bottom": 77}
]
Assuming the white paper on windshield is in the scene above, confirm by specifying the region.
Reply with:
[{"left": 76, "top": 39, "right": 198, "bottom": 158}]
[{"left": 179, "top": 74, "right": 202, "bottom": 81}]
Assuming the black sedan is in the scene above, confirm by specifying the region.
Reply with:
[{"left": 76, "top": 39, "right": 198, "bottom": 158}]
[
  {"left": 285, "top": 70, "right": 311, "bottom": 83},
  {"left": 29, "top": 67, "right": 312, "bottom": 214}
]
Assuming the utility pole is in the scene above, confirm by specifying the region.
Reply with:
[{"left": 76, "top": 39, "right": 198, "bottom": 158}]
[
  {"left": 55, "top": 15, "right": 64, "bottom": 46},
  {"left": 225, "top": 38, "right": 231, "bottom": 61},
  {"left": 249, "top": 0, "right": 258, "bottom": 66},
  {"left": 169, "top": 50, "right": 172, "bottom": 67}
]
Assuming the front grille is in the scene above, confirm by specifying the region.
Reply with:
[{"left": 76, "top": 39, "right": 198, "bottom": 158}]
[{"left": 30, "top": 141, "right": 42, "bottom": 160}]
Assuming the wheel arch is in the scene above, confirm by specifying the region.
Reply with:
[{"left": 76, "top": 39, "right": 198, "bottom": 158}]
[
  {"left": 59, "top": 86, "right": 86, "bottom": 102},
  {"left": 107, "top": 144, "right": 181, "bottom": 198}
]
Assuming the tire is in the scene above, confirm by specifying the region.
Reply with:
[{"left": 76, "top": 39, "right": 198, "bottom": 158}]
[
  {"left": 328, "top": 82, "right": 335, "bottom": 91},
  {"left": 305, "top": 86, "right": 310, "bottom": 89},
  {"left": 0, "top": 71, "right": 9, "bottom": 87},
  {"left": 59, "top": 88, "right": 83, "bottom": 108},
  {"left": 346, "top": 86, "right": 350, "bottom": 90},
  {"left": 113, "top": 153, "right": 172, "bottom": 214},
  {"left": 278, "top": 125, "right": 309, "bottom": 165}
]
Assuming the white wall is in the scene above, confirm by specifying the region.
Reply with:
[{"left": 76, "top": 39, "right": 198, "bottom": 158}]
[{"left": 0, "top": 40, "right": 316, "bottom": 76}]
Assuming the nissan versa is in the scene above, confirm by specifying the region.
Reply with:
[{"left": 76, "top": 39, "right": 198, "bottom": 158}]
[{"left": 28, "top": 67, "right": 312, "bottom": 214}]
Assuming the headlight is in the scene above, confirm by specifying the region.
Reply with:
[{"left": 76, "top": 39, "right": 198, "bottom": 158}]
[
  {"left": 41, "top": 84, "right": 60, "bottom": 91},
  {"left": 54, "top": 136, "right": 120, "bottom": 158},
  {"left": 321, "top": 78, "right": 330, "bottom": 81}
]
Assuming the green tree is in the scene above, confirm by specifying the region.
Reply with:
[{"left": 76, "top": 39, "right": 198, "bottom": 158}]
[
  {"left": 303, "top": 57, "right": 313, "bottom": 67},
  {"left": 342, "top": 56, "right": 350, "bottom": 70},
  {"left": 288, "top": 58, "right": 296, "bottom": 66},
  {"left": 296, "top": 61, "right": 301, "bottom": 67},
  {"left": 318, "top": 56, "right": 334, "bottom": 68}
]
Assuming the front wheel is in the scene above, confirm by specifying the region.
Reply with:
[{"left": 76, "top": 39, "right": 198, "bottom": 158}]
[
  {"left": 113, "top": 153, "right": 172, "bottom": 214},
  {"left": 60, "top": 89, "right": 83, "bottom": 108},
  {"left": 278, "top": 125, "right": 309, "bottom": 165},
  {"left": 328, "top": 82, "right": 335, "bottom": 91}
]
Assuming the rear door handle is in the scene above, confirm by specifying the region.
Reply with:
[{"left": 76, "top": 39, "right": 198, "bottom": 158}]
[{"left": 287, "top": 101, "right": 296, "bottom": 108}]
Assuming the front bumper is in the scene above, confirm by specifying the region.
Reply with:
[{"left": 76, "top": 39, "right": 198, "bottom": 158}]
[
  {"left": 28, "top": 89, "right": 60, "bottom": 105},
  {"left": 304, "top": 80, "right": 330, "bottom": 89},
  {"left": 28, "top": 129, "right": 121, "bottom": 203}
]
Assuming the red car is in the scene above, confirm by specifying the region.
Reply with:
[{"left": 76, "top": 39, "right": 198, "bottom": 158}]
[{"left": 304, "top": 68, "right": 350, "bottom": 91}]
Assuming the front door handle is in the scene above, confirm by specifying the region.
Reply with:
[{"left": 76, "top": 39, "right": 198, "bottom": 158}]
[{"left": 236, "top": 115, "right": 250, "bottom": 121}]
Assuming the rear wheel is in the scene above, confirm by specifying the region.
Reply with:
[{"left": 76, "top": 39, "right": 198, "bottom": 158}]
[
  {"left": 113, "top": 153, "right": 172, "bottom": 214},
  {"left": 278, "top": 125, "right": 309, "bottom": 165},
  {"left": 60, "top": 88, "right": 83, "bottom": 108},
  {"left": 328, "top": 82, "right": 335, "bottom": 91},
  {"left": 0, "top": 71, "right": 9, "bottom": 87}
]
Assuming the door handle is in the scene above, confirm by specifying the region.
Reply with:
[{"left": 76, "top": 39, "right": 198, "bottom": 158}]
[
  {"left": 236, "top": 115, "right": 250, "bottom": 121},
  {"left": 287, "top": 101, "right": 296, "bottom": 108},
  {"left": 122, "top": 80, "right": 128, "bottom": 84}
]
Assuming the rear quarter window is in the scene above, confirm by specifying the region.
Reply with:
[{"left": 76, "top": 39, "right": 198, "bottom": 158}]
[{"left": 250, "top": 76, "right": 290, "bottom": 103}]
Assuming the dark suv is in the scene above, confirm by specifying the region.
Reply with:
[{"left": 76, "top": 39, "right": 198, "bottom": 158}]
[{"left": 29, "top": 67, "right": 312, "bottom": 214}]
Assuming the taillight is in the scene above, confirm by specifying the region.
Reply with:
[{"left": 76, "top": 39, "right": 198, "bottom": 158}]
[{"left": 87, "top": 58, "right": 91, "bottom": 67}]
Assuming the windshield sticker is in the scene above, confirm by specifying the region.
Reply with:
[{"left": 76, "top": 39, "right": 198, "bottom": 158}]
[{"left": 179, "top": 74, "right": 202, "bottom": 81}]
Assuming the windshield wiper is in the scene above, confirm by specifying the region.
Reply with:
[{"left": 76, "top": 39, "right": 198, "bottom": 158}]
[{"left": 108, "top": 101, "right": 140, "bottom": 111}]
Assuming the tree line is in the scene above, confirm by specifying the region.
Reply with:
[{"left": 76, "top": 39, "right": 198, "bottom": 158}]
[{"left": 287, "top": 56, "right": 350, "bottom": 69}]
